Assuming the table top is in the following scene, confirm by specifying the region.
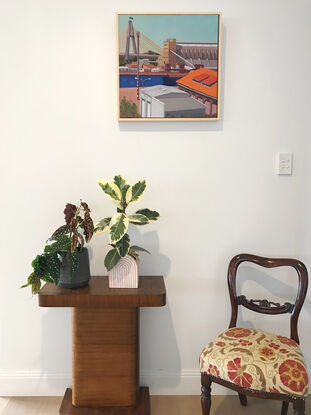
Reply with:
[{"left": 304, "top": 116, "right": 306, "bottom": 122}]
[{"left": 38, "top": 276, "right": 166, "bottom": 308}]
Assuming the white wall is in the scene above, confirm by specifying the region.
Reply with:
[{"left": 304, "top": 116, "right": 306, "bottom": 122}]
[{"left": 1, "top": 0, "right": 311, "bottom": 396}]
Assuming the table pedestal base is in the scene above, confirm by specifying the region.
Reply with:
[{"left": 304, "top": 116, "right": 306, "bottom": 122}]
[{"left": 59, "top": 387, "right": 150, "bottom": 414}]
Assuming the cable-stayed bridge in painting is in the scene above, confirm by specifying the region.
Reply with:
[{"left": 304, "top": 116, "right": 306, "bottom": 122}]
[
  {"left": 118, "top": 15, "right": 220, "bottom": 118},
  {"left": 119, "top": 21, "right": 218, "bottom": 71},
  {"left": 119, "top": 27, "right": 162, "bottom": 60}
]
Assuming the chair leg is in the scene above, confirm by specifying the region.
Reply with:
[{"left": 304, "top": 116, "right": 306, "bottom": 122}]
[
  {"left": 281, "top": 401, "right": 289, "bottom": 415},
  {"left": 293, "top": 399, "right": 305, "bottom": 415},
  {"left": 238, "top": 393, "right": 248, "bottom": 406},
  {"left": 201, "top": 375, "right": 212, "bottom": 415}
]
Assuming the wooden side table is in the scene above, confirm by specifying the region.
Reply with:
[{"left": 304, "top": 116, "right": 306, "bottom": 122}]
[{"left": 38, "top": 276, "right": 166, "bottom": 414}]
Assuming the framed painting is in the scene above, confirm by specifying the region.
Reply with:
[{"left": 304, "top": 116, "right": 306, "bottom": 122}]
[{"left": 117, "top": 12, "right": 221, "bottom": 121}]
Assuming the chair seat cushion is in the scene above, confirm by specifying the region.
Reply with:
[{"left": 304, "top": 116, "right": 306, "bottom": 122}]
[{"left": 199, "top": 327, "right": 309, "bottom": 397}]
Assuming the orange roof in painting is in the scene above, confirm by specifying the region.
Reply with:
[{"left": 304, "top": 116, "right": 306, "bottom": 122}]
[
  {"left": 126, "top": 63, "right": 139, "bottom": 68},
  {"left": 177, "top": 68, "right": 218, "bottom": 99},
  {"left": 143, "top": 64, "right": 155, "bottom": 69}
]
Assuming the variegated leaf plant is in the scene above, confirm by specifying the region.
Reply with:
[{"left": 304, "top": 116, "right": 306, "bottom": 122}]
[{"left": 95, "top": 174, "right": 160, "bottom": 271}]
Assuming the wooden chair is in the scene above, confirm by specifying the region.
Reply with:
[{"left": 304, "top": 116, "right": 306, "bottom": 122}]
[{"left": 200, "top": 254, "right": 309, "bottom": 415}]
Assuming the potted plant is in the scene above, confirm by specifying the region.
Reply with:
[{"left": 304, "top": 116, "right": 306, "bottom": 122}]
[
  {"left": 95, "top": 174, "right": 160, "bottom": 288},
  {"left": 22, "top": 201, "right": 94, "bottom": 294}
]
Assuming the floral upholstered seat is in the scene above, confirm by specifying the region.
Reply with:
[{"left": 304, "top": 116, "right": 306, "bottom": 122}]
[{"left": 200, "top": 327, "right": 309, "bottom": 397}]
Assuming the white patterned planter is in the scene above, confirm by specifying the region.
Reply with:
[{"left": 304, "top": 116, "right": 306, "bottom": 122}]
[{"left": 108, "top": 255, "right": 139, "bottom": 288}]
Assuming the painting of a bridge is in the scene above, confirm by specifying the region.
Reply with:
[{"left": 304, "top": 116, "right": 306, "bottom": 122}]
[{"left": 117, "top": 13, "right": 221, "bottom": 121}]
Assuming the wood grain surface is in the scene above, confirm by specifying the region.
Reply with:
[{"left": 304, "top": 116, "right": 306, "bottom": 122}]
[
  {"left": 3, "top": 395, "right": 310, "bottom": 415},
  {"left": 60, "top": 388, "right": 150, "bottom": 414},
  {"left": 72, "top": 308, "right": 139, "bottom": 407},
  {"left": 38, "top": 276, "right": 166, "bottom": 308},
  {"left": 38, "top": 276, "right": 166, "bottom": 412}
]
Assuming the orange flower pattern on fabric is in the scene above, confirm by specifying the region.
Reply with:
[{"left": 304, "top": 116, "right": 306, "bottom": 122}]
[
  {"left": 208, "top": 364, "right": 220, "bottom": 377},
  {"left": 269, "top": 342, "right": 280, "bottom": 350},
  {"left": 277, "top": 336, "right": 298, "bottom": 348},
  {"left": 259, "top": 347, "right": 275, "bottom": 358},
  {"left": 224, "top": 328, "right": 252, "bottom": 338},
  {"left": 239, "top": 339, "right": 252, "bottom": 346},
  {"left": 227, "top": 357, "right": 253, "bottom": 388},
  {"left": 279, "top": 360, "right": 308, "bottom": 393},
  {"left": 199, "top": 328, "right": 309, "bottom": 397}
]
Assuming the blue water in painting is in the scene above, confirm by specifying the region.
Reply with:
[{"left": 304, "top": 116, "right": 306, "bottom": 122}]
[{"left": 119, "top": 74, "right": 181, "bottom": 88}]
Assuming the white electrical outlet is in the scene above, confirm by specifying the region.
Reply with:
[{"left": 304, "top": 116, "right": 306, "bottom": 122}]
[{"left": 276, "top": 153, "right": 292, "bottom": 175}]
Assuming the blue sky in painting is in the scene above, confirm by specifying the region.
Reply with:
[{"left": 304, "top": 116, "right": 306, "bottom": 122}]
[{"left": 118, "top": 14, "right": 219, "bottom": 46}]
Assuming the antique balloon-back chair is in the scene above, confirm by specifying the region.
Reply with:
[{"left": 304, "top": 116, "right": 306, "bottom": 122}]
[{"left": 199, "top": 254, "right": 309, "bottom": 415}]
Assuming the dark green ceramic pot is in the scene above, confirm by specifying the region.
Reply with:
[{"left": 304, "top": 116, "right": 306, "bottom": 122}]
[{"left": 58, "top": 248, "right": 90, "bottom": 289}]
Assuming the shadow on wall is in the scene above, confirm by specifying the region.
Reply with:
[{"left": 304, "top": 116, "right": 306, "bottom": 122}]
[
  {"left": 40, "top": 308, "right": 72, "bottom": 391},
  {"left": 131, "top": 229, "right": 182, "bottom": 389},
  {"left": 140, "top": 302, "right": 181, "bottom": 390},
  {"left": 118, "top": 25, "right": 226, "bottom": 133},
  {"left": 129, "top": 228, "right": 171, "bottom": 277},
  {"left": 128, "top": 229, "right": 181, "bottom": 387}
]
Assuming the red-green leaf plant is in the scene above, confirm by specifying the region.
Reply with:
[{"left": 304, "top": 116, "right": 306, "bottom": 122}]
[
  {"left": 95, "top": 174, "right": 160, "bottom": 271},
  {"left": 22, "top": 201, "right": 94, "bottom": 294}
]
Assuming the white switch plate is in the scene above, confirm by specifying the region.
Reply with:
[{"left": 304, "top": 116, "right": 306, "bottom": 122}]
[{"left": 276, "top": 152, "right": 292, "bottom": 175}]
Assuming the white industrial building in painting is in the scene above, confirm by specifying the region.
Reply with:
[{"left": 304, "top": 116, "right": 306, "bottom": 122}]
[{"left": 139, "top": 85, "right": 206, "bottom": 118}]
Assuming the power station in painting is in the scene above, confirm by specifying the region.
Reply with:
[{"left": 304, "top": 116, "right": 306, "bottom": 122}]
[{"left": 118, "top": 14, "right": 220, "bottom": 119}]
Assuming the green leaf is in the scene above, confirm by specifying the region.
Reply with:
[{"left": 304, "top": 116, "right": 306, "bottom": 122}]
[
  {"left": 32, "top": 279, "right": 41, "bottom": 294},
  {"left": 135, "top": 208, "right": 160, "bottom": 222},
  {"left": 129, "top": 250, "right": 139, "bottom": 260},
  {"left": 28, "top": 272, "right": 36, "bottom": 284},
  {"left": 94, "top": 217, "right": 111, "bottom": 234},
  {"left": 114, "top": 174, "right": 129, "bottom": 190},
  {"left": 125, "top": 187, "right": 132, "bottom": 204},
  {"left": 46, "top": 235, "right": 71, "bottom": 254},
  {"left": 130, "top": 245, "right": 151, "bottom": 255},
  {"left": 130, "top": 180, "right": 146, "bottom": 203},
  {"left": 114, "top": 175, "right": 131, "bottom": 205},
  {"left": 128, "top": 213, "right": 149, "bottom": 225},
  {"left": 109, "top": 213, "right": 129, "bottom": 244},
  {"left": 21, "top": 283, "right": 30, "bottom": 288},
  {"left": 121, "top": 184, "right": 130, "bottom": 204},
  {"left": 45, "top": 253, "right": 61, "bottom": 283},
  {"left": 116, "top": 233, "right": 130, "bottom": 257},
  {"left": 21, "top": 272, "right": 36, "bottom": 288},
  {"left": 104, "top": 248, "right": 121, "bottom": 271},
  {"left": 97, "top": 179, "right": 122, "bottom": 203},
  {"left": 51, "top": 225, "right": 70, "bottom": 238},
  {"left": 41, "top": 274, "right": 55, "bottom": 283},
  {"left": 31, "top": 255, "right": 48, "bottom": 278},
  {"left": 24, "top": 272, "right": 41, "bottom": 294}
]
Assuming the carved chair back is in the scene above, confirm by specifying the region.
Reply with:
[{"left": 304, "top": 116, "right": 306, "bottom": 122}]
[{"left": 227, "top": 253, "right": 308, "bottom": 344}]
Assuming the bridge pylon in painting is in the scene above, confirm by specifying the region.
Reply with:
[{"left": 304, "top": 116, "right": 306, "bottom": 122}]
[
  {"left": 119, "top": 18, "right": 162, "bottom": 59},
  {"left": 125, "top": 17, "right": 137, "bottom": 62}
]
